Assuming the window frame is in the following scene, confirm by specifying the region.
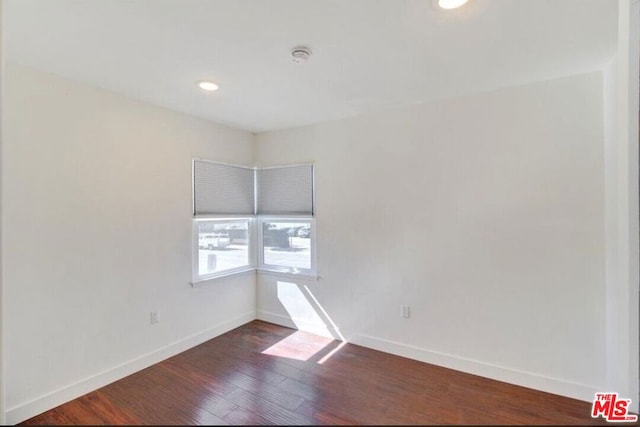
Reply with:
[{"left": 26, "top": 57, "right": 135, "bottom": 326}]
[
  {"left": 191, "top": 217, "right": 256, "bottom": 285},
  {"left": 191, "top": 159, "right": 318, "bottom": 284},
  {"left": 257, "top": 216, "right": 317, "bottom": 277}
]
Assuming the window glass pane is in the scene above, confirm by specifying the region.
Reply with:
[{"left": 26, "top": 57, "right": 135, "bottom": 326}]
[
  {"left": 197, "top": 221, "right": 249, "bottom": 276},
  {"left": 262, "top": 221, "right": 311, "bottom": 270}
]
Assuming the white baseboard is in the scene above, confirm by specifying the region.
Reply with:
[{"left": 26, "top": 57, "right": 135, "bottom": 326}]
[
  {"left": 257, "top": 309, "right": 298, "bottom": 329},
  {"left": 257, "top": 309, "right": 600, "bottom": 403},
  {"left": 347, "top": 332, "right": 600, "bottom": 403},
  {"left": 6, "top": 311, "right": 255, "bottom": 425}
]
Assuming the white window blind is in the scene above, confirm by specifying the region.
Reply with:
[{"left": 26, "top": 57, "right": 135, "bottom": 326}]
[
  {"left": 193, "top": 160, "right": 255, "bottom": 215},
  {"left": 257, "top": 165, "right": 314, "bottom": 215}
]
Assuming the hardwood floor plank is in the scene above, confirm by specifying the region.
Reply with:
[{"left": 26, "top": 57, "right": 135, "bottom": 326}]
[
  {"left": 73, "top": 392, "right": 140, "bottom": 425},
  {"left": 222, "top": 407, "right": 273, "bottom": 425},
  {"left": 21, "top": 320, "right": 605, "bottom": 425},
  {"left": 294, "top": 401, "right": 360, "bottom": 426},
  {"left": 160, "top": 357, "right": 241, "bottom": 399},
  {"left": 225, "top": 388, "right": 311, "bottom": 425}
]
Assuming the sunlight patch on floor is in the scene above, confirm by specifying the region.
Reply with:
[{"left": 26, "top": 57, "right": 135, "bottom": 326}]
[
  {"left": 316, "top": 341, "right": 348, "bottom": 365},
  {"left": 271, "top": 280, "right": 348, "bottom": 363},
  {"left": 261, "top": 330, "right": 334, "bottom": 361}
]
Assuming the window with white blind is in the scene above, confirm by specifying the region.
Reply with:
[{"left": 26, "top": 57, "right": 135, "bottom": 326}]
[
  {"left": 192, "top": 160, "right": 315, "bottom": 283},
  {"left": 257, "top": 164, "right": 315, "bottom": 275},
  {"left": 193, "top": 160, "right": 255, "bottom": 215},
  {"left": 257, "top": 164, "right": 314, "bottom": 215},
  {"left": 192, "top": 160, "right": 255, "bottom": 283}
]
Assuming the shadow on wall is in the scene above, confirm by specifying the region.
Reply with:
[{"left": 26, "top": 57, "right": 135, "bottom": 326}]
[{"left": 261, "top": 281, "right": 347, "bottom": 364}]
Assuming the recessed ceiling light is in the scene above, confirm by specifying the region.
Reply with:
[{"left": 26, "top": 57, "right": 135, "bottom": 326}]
[
  {"left": 437, "top": 0, "right": 469, "bottom": 10},
  {"left": 197, "top": 81, "right": 219, "bottom": 91}
]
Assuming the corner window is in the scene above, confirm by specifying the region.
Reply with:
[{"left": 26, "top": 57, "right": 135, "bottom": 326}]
[
  {"left": 258, "top": 218, "right": 315, "bottom": 275},
  {"left": 193, "top": 218, "right": 253, "bottom": 281},
  {"left": 192, "top": 160, "right": 316, "bottom": 283}
]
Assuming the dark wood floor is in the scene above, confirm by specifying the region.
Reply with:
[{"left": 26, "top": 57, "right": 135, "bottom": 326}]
[{"left": 23, "top": 320, "right": 606, "bottom": 425}]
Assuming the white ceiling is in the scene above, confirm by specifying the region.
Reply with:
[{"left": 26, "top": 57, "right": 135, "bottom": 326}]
[{"left": 6, "top": 0, "right": 618, "bottom": 133}]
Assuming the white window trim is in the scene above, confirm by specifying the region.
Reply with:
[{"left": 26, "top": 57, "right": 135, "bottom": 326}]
[
  {"left": 191, "top": 217, "right": 255, "bottom": 284},
  {"left": 191, "top": 268, "right": 255, "bottom": 287},
  {"left": 256, "top": 269, "right": 319, "bottom": 281},
  {"left": 257, "top": 217, "right": 317, "bottom": 276}
]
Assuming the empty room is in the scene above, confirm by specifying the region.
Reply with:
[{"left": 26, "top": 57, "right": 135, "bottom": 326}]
[{"left": 1, "top": 0, "right": 639, "bottom": 425}]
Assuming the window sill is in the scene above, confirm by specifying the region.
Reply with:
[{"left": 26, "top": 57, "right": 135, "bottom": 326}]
[
  {"left": 257, "top": 269, "right": 319, "bottom": 281},
  {"left": 190, "top": 267, "right": 319, "bottom": 287},
  {"left": 191, "top": 268, "right": 256, "bottom": 287}
]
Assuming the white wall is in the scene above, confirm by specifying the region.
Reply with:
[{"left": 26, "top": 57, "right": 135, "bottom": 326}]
[
  {"left": 604, "top": 0, "right": 640, "bottom": 410},
  {"left": 256, "top": 72, "right": 607, "bottom": 402},
  {"left": 604, "top": 53, "right": 621, "bottom": 403},
  {"left": 3, "top": 64, "right": 257, "bottom": 423},
  {"left": 0, "top": 0, "right": 5, "bottom": 423}
]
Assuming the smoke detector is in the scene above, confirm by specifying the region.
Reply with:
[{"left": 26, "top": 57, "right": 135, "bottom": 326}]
[{"left": 291, "top": 46, "right": 312, "bottom": 64}]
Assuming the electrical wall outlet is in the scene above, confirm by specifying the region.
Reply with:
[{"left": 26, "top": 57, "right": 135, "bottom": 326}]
[
  {"left": 150, "top": 311, "right": 159, "bottom": 324},
  {"left": 400, "top": 305, "right": 410, "bottom": 319}
]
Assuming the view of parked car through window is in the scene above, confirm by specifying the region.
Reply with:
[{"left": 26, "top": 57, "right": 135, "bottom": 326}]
[
  {"left": 262, "top": 221, "right": 311, "bottom": 271},
  {"left": 197, "top": 221, "right": 249, "bottom": 276}
]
